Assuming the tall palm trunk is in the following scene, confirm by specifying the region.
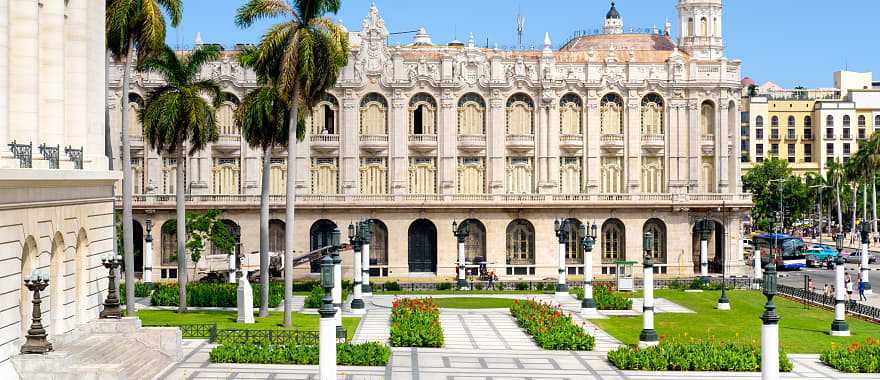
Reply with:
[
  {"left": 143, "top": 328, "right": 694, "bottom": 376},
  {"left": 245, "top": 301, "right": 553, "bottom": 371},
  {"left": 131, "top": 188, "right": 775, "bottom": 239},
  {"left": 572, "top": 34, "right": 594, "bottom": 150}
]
[
  {"left": 873, "top": 178, "right": 878, "bottom": 240},
  {"left": 852, "top": 183, "right": 858, "bottom": 242},
  {"left": 259, "top": 146, "right": 271, "bottom": 317},
  {"left": 283, "top": 87, "right": 298, "bottom": 327},
  {"left": 176, "top": 141, "right": 188, "bottom": 313},
  {"left": 835, "top": 180, "right": 844, "bottom": 233},
  {"left": 120, "top": 43, "right": 136, "bottom": 315}
]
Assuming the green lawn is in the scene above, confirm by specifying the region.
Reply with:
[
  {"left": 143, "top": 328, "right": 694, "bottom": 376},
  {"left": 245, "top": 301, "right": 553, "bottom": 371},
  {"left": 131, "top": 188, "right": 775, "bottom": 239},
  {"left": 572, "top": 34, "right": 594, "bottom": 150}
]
[
  {"left": 590, "top": 290, "right": 880, "bottom": 354},
  {"left": 431, "top": 297, "right": 517, "bottom": 309},
  {"left": 137, "top": 310, "right": 361, "bottom": 340},
  {"left": 378, "top": 290, "right": 553, "bottom": 296}
]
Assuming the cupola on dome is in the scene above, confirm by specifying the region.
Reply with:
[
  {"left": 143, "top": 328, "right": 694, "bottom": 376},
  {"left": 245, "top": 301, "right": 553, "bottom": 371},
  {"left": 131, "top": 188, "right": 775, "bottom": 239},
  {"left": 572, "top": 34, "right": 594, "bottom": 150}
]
[{"left": 606, "top": 2, "right": 621, "bottom": 19}]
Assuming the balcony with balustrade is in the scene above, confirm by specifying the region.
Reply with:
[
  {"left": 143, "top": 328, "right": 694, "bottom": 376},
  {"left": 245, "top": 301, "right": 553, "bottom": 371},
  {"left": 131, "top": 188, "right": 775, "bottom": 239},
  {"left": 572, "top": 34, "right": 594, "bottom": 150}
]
[
  {"left": 701, "top": 134, "right": 715, "bottom": 146},
  {"left": 214, "top": 134, "right": 242, "bottom": 151},
  {"left": 641, "top": 134, "right": 665, "bottom": 150},
  {"left": 505, "top": 134, "right": 535, "bottom": 152},
  {"left": 559, "top": 134, "right": 583, "bottom": 152},
  {"left": 457, "top": 134, "right": 487, "bottom": 152},
  {"left": 408, "top": 134, "right": 438, "bottom": 152},
  {"left": 310, "top": 134, "right": 340, "bottom": 152},
  {"left": 359, "top": 134, "right": 389, "bottom": 152},
  {"left": 600, "top": 133, "right": 624, "bottom": 151}
]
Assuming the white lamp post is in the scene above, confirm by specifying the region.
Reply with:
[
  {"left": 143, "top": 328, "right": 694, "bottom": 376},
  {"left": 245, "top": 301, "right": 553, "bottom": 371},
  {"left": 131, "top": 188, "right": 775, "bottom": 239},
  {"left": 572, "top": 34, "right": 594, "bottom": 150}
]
[
  {"left": 144, "top": 219, "right": 154, "bottom": 285},
  {"left": 361, "top": 221, "right": 372, "bottom": 296},
  {"left": 348, "top": 222, "right": 365, "bottom": 316},
  {"left": 698, "top": 219, "right": 713, "bottom": 278},
  {"left": 859, "top": 222, "right": 872, "bottom": 295},
  {"left": 831, "top": 233, "right": 850, "bottom": 336},
  {"left": 639, "top": 231, "right": 659, "bottom": 348},
  {"left": 761, "top": 259, "right": 780, "bottom": 380},
  {"left": 580, "top": 222, "right": 598, "bottom": 316},
  {"left": 554, "top": 219, "right": 569, "bottom": 297},
  {"left": 318, "top": 254, "right": 336, "bottom": 380},
  {"left": 452, "top": 220, "right": 469, "bottom": 290}
]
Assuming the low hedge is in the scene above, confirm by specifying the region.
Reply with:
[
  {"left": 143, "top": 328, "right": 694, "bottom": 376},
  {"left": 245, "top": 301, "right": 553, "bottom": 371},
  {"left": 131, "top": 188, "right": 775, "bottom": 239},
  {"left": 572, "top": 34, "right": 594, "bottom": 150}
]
[
  {"left": 607, "top": 340, "right": 793, "bottom": 372},
  {"left": 303, "top": 286, "right": 352, "bottom": 309},
  {"left": 389, "top": 298, "right": 444, "bottom": 348},
  {"left": 820, "top": 338, "right": 880, "bottom": 373},
  {"left": 509, "top": 299, "right": 595, "bottom": 351},
  {"left": 149, "top": 282, "right": 283, "bottom": 308},
  {"left": 668, "top": 278, "right": 723, "bottom": 291},
  {"left": 209, "top": 342, "right": 390, "bottom": 366},
  {"left": 570, "top": 285, "right": 632, "bottom": 310}
]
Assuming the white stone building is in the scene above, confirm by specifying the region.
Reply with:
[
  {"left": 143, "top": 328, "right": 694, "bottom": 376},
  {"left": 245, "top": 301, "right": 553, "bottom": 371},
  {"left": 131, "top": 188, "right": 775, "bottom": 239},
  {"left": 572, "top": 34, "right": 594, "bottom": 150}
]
[
  {"left": 0, "top": 0, "right": 117, "bottom": 374},
  {"left": 112, "top": 1, "right": 751, "bottom": 283}
]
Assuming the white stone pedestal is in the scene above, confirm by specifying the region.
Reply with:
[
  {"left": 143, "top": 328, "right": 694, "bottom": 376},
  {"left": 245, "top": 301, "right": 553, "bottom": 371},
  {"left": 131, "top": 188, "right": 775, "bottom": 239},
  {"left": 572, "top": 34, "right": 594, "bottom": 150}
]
[{"left": 237, "top": 273, "right": 255, "bottom": 324}]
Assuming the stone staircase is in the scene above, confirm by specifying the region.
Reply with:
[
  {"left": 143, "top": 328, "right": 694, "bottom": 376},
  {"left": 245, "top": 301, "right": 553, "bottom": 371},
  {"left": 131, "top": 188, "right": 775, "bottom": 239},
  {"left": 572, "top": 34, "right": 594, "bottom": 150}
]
[{"left": 12, "top": 317, "right": 181, "bottom": 380}]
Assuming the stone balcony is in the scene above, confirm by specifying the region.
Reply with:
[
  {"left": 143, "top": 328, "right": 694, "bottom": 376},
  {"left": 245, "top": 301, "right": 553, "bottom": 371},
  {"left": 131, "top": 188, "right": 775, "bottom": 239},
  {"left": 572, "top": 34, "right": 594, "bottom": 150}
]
[
  {"left": 457, "top": 134, "right": 487, "bottom": 152},
  {"left": 641, "top": 134, "right": 665, "bottom": 150},
  {"left": 701, "top": 134, "right": 715, "bottom": 146},
  {"left": 505, "top": 134, "right": 535, "bottom": 152},
  {"left": 600, "top": 133, "right": 624, "bottom": 151},
  {"left": 310, "top": 134, "right": 340, "bottom": 152},
  {"left": 408, "top": 134, "right": 438, "bottom": 152},
  {"left": 359, "top": 134, "right": 389, "bottom": 152},
  {"left": 119, "top": 192, "right": 753, "bottom": 210},
  {"left": 559, "top": 134, "right": 583, "bottom": 152},
  {"left": 214, "top": 134, "right": 241, "bottom": 152}
]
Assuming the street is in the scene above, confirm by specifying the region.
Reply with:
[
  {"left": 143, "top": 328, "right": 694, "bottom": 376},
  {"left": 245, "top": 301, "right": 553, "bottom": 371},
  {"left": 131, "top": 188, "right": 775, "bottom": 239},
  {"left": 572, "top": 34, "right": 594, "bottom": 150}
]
[{"left": 777, "top": 263, "right": 880, "bottom": 302}]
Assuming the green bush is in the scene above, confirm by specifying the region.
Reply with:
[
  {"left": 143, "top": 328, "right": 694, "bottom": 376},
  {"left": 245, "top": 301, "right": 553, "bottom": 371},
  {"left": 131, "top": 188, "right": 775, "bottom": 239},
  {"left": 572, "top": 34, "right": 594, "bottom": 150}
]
[
  {"left": 515, "top": 282, "right": 529, "bottom": 291},
  {"left": 820, "top": 338, "right": 880, "bottom": 373},
  {"left": 509, "top": 299, "right": 594, "bottom": 351},
  {"left": 304, "top": 286, "right": 324, "bottom": 309},
  {"left": 607, "top": 340, "right": 793, "bottom": 372},
  {"left": 382, "top": 281, "right": 401, "bottom": 292},
  {"left": 569, "top": 286, "right": 632, "bottom": 310},
  {"left": 149, "top": 282, "right": 283, "bottom": 308},
  {"left": 495, "top": 283, "right": 504, "bottom": 292},
  {"left": 389, "top": 298, "right": 444, "bottom": 348},
  {"left": 436, "top": 282, "right": 452, "bottom": 291},
  {"left": 291, "top": 280, "right": 320, "bottom": 292},
  {"left": 209, "top": 342, "right": 390, "bottom": 366}
]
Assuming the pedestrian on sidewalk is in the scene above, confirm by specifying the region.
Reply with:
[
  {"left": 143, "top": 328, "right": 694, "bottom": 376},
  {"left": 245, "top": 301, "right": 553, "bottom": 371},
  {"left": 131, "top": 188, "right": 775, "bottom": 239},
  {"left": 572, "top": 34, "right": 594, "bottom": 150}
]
[
  {"left": 845, "top": 273, "right": 854, "bottom": 301},
  {"left": 858, "top": 274, "right": 867, "bottom": 302},
  {"left": 808, "top": 277, "right": 815, "bottom": 293},
  {"left": 823, "top": 283, "right": 831, "bottom": 297}
]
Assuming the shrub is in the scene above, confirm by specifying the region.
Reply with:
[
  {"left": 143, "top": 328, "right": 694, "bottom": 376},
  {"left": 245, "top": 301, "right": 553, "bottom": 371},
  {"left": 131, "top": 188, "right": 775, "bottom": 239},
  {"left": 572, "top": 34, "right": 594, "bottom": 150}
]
[
  {"left": 820, "top": 338, "right": 880, "bottom": 373},
  {"left": 209, "top": 342, "right": 390, "bottom": 366},
  {"left": 509, "top": 299, "right": 595, "bottom": 351},
  {"left": 389, "top": 298, "right": 444, "bottom": 348},
  {"left": 291, "top": 280, "right": 320, "bottom": 292},
  {"left": 607, "top": 340, "right": 793, "bottom": 372},
  {"left": 474, "top": 283, "right": 484, "bottom": 291},
  {"left": 534, "top": 282, "right": 545, "bottom": 291},
  {"left": 383, "top": 281, "right": 401, "bottom": 292},
  {"left": 304, "top": 286, "right": 324, "bottom": 309},
  {"left": 515, "top": 282, "right": 530, "bottom": 291},
  {"left": 149, "top": 282, "right": 283, "bottom": 308},
  {"left": 569, "top": 286, "right": 632, "bottom": 310},
  {"left": 436, "top": 282, "right": 452, "bottom": 291}
]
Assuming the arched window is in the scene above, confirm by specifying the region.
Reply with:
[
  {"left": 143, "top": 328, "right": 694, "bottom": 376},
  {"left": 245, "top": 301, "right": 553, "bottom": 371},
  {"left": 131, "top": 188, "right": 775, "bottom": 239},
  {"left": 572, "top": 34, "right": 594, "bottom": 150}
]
[
  {"left": 843, "top": 115, "right": 851, "bottom": 127},
  {"left": 787, "top": 116, "right": 796, "bottom": 127},
  {"left": 461, "top": 219, "right": 486, "bottom": 263},
  {"left": 641, "top": 93, "right": 665, "bottom": 135},
  {"left": 506, "top": 93, "right": 534, "bottom": 135},
  {"left": 644, "top": 219, "right": 667, "bottom": 264},
  {"left": 507, "top": 157, "right": 533, "bottom": 194},
  {"left": 713, "top": 17, "right": 718, "bottom": 36},
  {"left": 211, "top": 220, "right": 240, "bottom": 256},
  {"left": 268, "top": 220, "right": 284, "bottom": 255},
  {"left": 701, "top": 156, "right": 716, "bottom": 193},
  {"left": 875, "top": 115, "right": 880, "bottom": 129},
  {"left": 360, "top": 93, "right": 388, "bottom": 135},
  {"left": 858, "top": 115, "right": 866, "bottom": 127},
  {"left": 360, "top": 157, "right": 388, "bottom": 195},
  {"left": 369, "top": 219, "right": 389, "bottom": 267},
  {"left": 771, "top": 116, "right": 779, "bottom": 127},
  {"left": 804, "top": 116, "right": 812, "bottom": 127},
  {"left": 701, "top": 101, "right": 715, "bottom": 135},
  {"left": 408, "top": 219, "right": 437, "bottom": 273},
  {"left": 560, "top": 93, "right": 583, "bottom": 135},
  {"left": 409, "top": 93, "right": 437, "bottom": 135},
  {"left": 408, "top": 157, "right": 436, "bottom": 194},
  {"left": 601, "top": 219, "right": 625, "bottom": 264},
  {"left": 217, "top": 93, "right": 240, "bottom": 136},
  {"left": 310, "top": 219, "right": 337, "bottom": 272},
  {"left": 564, "top": 219, "right": 583, "bottom": 265},
  {"left": 826, "top": 115, "right": 834, "bottom": 127},
  {"left": 311, "top": 157, "right": 339, "bottom": 194},
  {"left": 601, "top": 157, "right": 623, "bottom": 193},
  {"left": 600, "top": 93, "right": 624, "bottom": 135},
  {"left": 311, "top": 93, "right": 339, "bottom": 135},
  {"left": 160, "top": 221, "right": 177, "bottom": 266},
  {"left": 212, "top": 158, "right": 241, "bottom": 195},
  {"left": 687, "top": 18, "right": 694, "bottom": 37},
  {"left": 127, "top": 93, "right": 144, "bottom": 137},
  {"left": 755, "top": 116, "right": 764, "bottom": 128},
  {"left": 700, "top": 17, "right": 708, "bottom": 36},
  {"left": 458, "top": 93, "right": 485, "bottom": 135},
  {"left": 506, "top": 219, "right": 535, "bottom": 266}
]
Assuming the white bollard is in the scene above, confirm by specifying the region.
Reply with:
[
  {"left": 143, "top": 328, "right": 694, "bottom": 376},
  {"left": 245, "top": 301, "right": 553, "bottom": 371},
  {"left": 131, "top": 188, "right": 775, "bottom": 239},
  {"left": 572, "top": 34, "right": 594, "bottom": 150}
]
[
  {"left": 700, "top": 239, "right": 709, "bottom": 277},
  {"left": 457, "top": 240, "right": 468, "bottom": 290},
  {"left": 143, "top": 232, "right": 153, "bottom": 284},
  {"left": 753, "top": 252, "right": 762, "bottom": 289},
  {"left": 831, "top": 256, "right": 850, "bottom": 336},
  {"left": 319, "top": 305, "right": 336, "bottom": 380},
  {"left": 556, "top": 241, "right": 568, "bottom": 297},
  {"left": 228, "top": 253, "right": 237, "bottom": 284},
  {"left": 351, "top": 243, "right": 365, "bottom": 316},
  {"left": 331, "top": 251, "right": 345, "bottom": 341},
  {"left": 761, "top": 321, "right": 779, "bottom": 380},
  {"left": 582, "top": 248, "right": 597, "bottom": 316},
  {"left": 639, "top": 256, "right": 658, "bottom": 348}
]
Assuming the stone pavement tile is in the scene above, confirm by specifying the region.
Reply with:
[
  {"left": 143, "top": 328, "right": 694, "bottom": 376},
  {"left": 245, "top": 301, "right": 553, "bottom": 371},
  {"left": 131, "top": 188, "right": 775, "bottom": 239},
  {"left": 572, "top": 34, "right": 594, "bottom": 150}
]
[{"left": 630, "top": 298, "right": 695, "bottom": 313}]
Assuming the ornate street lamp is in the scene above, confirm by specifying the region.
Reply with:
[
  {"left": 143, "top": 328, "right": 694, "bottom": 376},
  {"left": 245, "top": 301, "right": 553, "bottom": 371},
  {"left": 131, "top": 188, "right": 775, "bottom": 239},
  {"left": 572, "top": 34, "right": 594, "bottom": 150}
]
[
  {"left": 859, "top": 221, "right": 872, "bottom": 295},
  {"left": 831, "top": 232, "right": 850, "bottom": 336},
  {"left": 760, "top": 258, "right": 780, "bottom": 380},
  {"left": 348, "top": 222, "right": 365, "bottom": 315},
  {"left": 555, "top": 219, "right": 570, "bottom": 296},
  {"left": 100, "top": 254, "right": 123, "bottom": 319},
  {"left": 452, "top": 220, "right": 470, "bottom": 290},
  {"left": 21, "top": 272, "right": 53, "bottom": 354},
  {"left": 329, "top": 227, "right": 345, "bottom": 341},
  {"left": 318, "top": 254, "right": 336, "bottom": 380},
  {"left": 639, "top": 231, "right": 658, "bottom": 348},
  {"left": 580, "top": 222, "right": 599, "bottom": 316}
]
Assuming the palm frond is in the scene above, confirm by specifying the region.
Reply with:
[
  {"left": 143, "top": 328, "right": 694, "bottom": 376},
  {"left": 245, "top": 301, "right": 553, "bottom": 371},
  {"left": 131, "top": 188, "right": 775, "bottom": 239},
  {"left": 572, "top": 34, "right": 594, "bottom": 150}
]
[
  {"left": 135, "top": 0, "right": 169, "bottom": 59},
  {"left": 155, "top": 0, "right": 183, "bottom": 26},
  {"left": 136, "top": 46, "right": 181, "bottom": 86},
  {"left": 235, "top": 0, "right": 293, "bottom": 28},
  {"left": 184, "top": 45, "right": 222, "bottom": 81},
  {"left": 294, "top": 0, "right": 342, "bottom": 23}
]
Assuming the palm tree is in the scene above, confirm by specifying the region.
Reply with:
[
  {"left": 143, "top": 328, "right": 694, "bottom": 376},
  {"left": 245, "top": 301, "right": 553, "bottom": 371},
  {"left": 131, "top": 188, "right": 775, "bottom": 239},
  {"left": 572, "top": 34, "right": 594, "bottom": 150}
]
[
  {"left": 827, "top": 159, "right": 846, "bottom": 233},
  {"left": 106, "top": 0, "right": 182, "bottom": 316},
  {"left": 139, "top": 45, "right": 222, "bottom": 313},
  {"left": 234, "top": 49, "right": 291, "bottom": 317},
  {"left": 236, "top": 0, "right": 350, "bottom": 327}
]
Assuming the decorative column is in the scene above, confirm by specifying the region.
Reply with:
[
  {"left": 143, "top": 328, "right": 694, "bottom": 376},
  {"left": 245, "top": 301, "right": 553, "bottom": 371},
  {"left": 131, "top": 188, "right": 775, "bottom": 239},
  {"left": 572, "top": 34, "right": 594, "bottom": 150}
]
[
  {"left": 586, "top": 97, "right": 601, "bottom": 193},
  {"left": 859, "top": 222, "right": 872, "bottom": 295},
  {"left": 318, "top": 255, "right": 336, "bottom": 380},
  {"left": 329, "top": 227, "right": 346, "bottom": 341},
  {"left": 760, "top": 260, "right": 780, "bottom": 380},
  {"left": 554, "top": 219, "right": 569, "bottom": 296},
  {"left": 580, "top": 222, "right": 598, "bottom": 316},
  {"left": 831, "top": 233, "right": 850, "bottom": 336},
  {"left": 453, "top": 220, "right": 469, "bottom": 290},
  {"left": 639, "top": 231, "right": 658, "bottom": 348},
  {"left": 348, "top": 222, "right": 365, "bottom": 315},
  {"left": 144, "top": 219, "right": 154, "bottom": 285},
  {"left": 361, "top": 221, "right": 373, "bottom": 296}
]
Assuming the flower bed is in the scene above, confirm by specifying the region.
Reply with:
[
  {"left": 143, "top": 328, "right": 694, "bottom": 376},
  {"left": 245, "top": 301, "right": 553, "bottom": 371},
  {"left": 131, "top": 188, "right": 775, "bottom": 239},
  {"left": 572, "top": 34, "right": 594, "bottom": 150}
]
[
  {"left": 570, "top": 285, "right": 632, "bottom": 310},
  {"left": 149, "top": 282, "right": 283, "bottom": 308},
  {"left": 820, "top": 338, "right": 880, "bottom": 373},
  {"left": 607, "top": 340, "right": 793, "bottom": 372},
  {"left": 389, "top": 298, "right": 444, "bottom": 348},
  {"left": 509, "top": 299, "right": 595, "bottom": 351},
  {"left": 209, "top": 342, "right": 390, "bottom": 366}
]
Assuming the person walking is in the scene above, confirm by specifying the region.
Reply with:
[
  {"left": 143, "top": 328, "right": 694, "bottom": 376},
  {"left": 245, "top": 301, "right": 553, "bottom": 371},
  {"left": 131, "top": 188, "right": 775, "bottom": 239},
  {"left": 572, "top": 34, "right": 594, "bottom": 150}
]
[
  {"left": 823, "top": 283, "right": 831, "bottom": 297},
  {"left": 845, "top": 273, "right": 854, "bottom": 302},
  {"left": 808, "top": 277, "right": 815, "bottom": 293},
  {"left": 858, "top": 273, "right": 867, "bottom": 302}
]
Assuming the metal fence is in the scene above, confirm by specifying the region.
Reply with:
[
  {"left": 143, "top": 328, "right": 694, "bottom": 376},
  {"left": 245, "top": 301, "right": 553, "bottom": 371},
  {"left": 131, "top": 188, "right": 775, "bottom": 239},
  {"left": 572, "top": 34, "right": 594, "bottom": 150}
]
[{"left": 776, "top": 284, "right": 880, "bottom": 323}]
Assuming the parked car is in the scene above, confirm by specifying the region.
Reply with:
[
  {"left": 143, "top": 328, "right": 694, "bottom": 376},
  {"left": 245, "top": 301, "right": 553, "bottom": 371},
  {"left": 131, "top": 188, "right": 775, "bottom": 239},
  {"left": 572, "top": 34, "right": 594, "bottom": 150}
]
[
  {"left": 844, "top": 250, "right": 879, "bottom": 265},
  {"left": 805, "top": 245, "right": 838, "bottom": 263}
]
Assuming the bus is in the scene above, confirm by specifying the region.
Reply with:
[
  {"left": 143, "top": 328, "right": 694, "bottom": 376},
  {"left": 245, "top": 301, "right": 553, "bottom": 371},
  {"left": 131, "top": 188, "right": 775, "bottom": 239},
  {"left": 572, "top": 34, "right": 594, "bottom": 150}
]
[{"left": 752, "top": 233, "right": 806, "bottom": 270}]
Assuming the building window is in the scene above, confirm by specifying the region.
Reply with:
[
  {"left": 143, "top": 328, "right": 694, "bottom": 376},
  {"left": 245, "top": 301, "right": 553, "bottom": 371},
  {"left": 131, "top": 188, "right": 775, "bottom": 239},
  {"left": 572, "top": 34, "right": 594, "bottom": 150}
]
[
  {"left": 360, "top": 93, "right": 388, "bottom": 135},
  {"left": 687, "top": 18, "right": 694, "bottom": 37},
  {"left": 160, "top": 221, "right": 178, "bottom": 266},
  {"left": 804, "top": 144, "right": 812, "bottom": 163},
  {"left": 843, "top": 143, "right": 851, "bottom": 156},
  {"left": 826, "top": 115, "right": 834, "bottom": 127},
  {"left": 875, "top": 115, "right": 880, "bottom": 130},
  {"left": 457, "top": 157, "right": 485, "bottom": 194},
  {"left": 756, "top": 128, "right": 764, "bottom": 139},
  {"left": 559, "top": 157, "right": 582, "bottom": 193},
  {"left": 770, "top": 144, "right": 779, "bottom": 156},
  {"left": 506, "top": 219, "right": 535, "bottom": 266},
  {"left": 826, "top": 127, "right": 834, "bottom": 139},
  {"left": 771, "top": 116, "right": 779, "bottom": 127},
  {"left": 804, "top": 116, "right": 812, "bottom": 127},
  {"left": 640, "top": 93, "right": 664, "bottom": 135},
  {"left": 858, "top": 115, "right": 866, "bottom": 128},
  {"left": 804, "top": 127, "right": 812, "bottom": 140},
  {"left": 409, "top": 93, "right": 437, "bottom": 135},
  {"left": 162, "top": 157, "right": 186, "bottom": 194},
  {"left": 458, "top": 93, "right": 485, "bottom": 135},
  {"left": 212, "top": 158, "right": 241, "bottom": 195},
  {"left": 506, "top": 157, "right": 533, "bottom": 194},
  {"left": 701, "top": 101, "right": 715, "bottom": 136},
  {"left": 755, "top": 116, "right": 764, "bottom": 128},
  {"left": 506, "top": 93, "right": 534, "bottom": 135},
  {"left": 131, "top": 157, "right": 145, "bottom": 194},
  {"left": 360, "top": 157, "right": 388, "bottom": 195},
  {"left": 601, "top": 93, "right": 624, "bottom": 135},
  {"left": 462, "top": 219, "right": 486, "bottom": 263},
  {"left": 369, "top": 220, "right": 389, "bottom": 267},
  {"left": 787, "top": 144, "right": 795, "bottom": 163},
  {"left": 216, "top": 96, "right": 239, "bottom": 137},
  {"left": 788, "top": 116, "right": 796, "bottom": 127},
  {"left": 787, "top": 128, "right": 795, "bottom": 140},
  {"left": 644, "top": 219, "right": 666, "bottom": 264},
  {"left": 563, "top": 218, "right": 584, "bottom": 265},
  {"left": 268, "top": 220, "right": 284, "bottom": 256},
  {"left": 826, "top": 143, "right": 834, "bottom": 155},
  {"left": 601, "top": 219, "right": 625, "bottom": 264},
  {"left": 701, "top": 157, "right": 715, "bottom": 193},
  {"left": 859, "top": 127, "right": 866, "bottom": 140},
  {"left": 310, "top": 158, "right": 339, "bottom": 195},
  {"left": 600, "top": 156, "right": 624, "bottom": 193},
  {"left": 641, "top": 156, "right": 664, "bottom": 193},
  {"left": 311, "top": 93, "right": 339, "bottom": 135},
  {"left": 843, "top": 115, "right": 851, "bottom": 127},
  {"left": 408, "top": 157, "right": 436, "bottom": 194},
  {"left": 756, "top": 144, "right": 764, "bottom": 155},
  {"left": 560, "top": 93, "right": 583, "bottom": 135},
  {"left": 268, "top": 158, "right": 287, "bottom": 195},
  {"left": 771, "top": 128, "right": 779, "bottom": 140},
  {"left": 843, "top": 128, "right": 851, "bottom": 139}
]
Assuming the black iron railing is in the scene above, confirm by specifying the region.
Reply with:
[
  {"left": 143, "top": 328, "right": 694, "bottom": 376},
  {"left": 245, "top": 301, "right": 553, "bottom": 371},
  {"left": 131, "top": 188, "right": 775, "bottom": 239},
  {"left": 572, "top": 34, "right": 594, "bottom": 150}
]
[
  {"left": 776, "top": 284, "right": 880, "bottom": 323},
  {"left": 8, "top": 141, "right": 32, "bottom": 168},
  {"left": 216, "top": 329, "right": 320, "bottom": 345}
]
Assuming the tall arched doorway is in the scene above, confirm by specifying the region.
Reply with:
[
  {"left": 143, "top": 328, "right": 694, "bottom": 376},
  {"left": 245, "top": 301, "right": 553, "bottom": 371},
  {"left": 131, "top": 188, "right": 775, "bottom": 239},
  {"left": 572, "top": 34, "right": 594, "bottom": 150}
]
[
  {"left": 462, "top": 219, "right": 486, "bottom": 275},
  {"left": 310, "top": 220, "right": 337, "bottom": 273},
  {"left": 408, "top": 219, "right": 437, "bottom": 273},
  {"left": 368, "top": 219, "right": 389, "bottom": 277},
  {"left": 133, "top": 220, "right": 144, "bottom": 277}
]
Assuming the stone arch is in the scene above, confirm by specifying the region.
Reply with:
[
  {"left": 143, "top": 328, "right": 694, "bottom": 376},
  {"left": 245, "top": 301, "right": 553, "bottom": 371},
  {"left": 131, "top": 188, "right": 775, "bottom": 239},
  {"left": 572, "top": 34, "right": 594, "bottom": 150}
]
[
  {"left": 312, "top": 93, "right": 340, "bottom": 135},
  {"left": 644, "top": 218, "right": 667, "bottom": 265},
  {"left": 601, "top": 218, "right": 625, "bottom": 264},
  {"left": 461, "top": 219, "right": 486, "bottom": 264},
  {"left": 309, "top": 219, "right": 338, "bottom": 273},
  {"left": 368, "top": 219, "right": 389, "bottom": 268},
  {"left": 701, "top": 100, "right": 716, "bottom": 136},
  {"left": 457, "top": 93, "right": 486, "bottom": 135},
  {"left": 360, "top": 93, "right": 388, "bottom": 135},
  {"left": 506, "top": 219, "right": 535, "bottom": 267},
  {"left": 559, "top": 93, "right": 583, "bottom": 135},
  {"left": 408, "top": 219, "right": 437, "bottom": 273},
  {"left": 506, "top": 93, "right": 535, "bottom": 135},
  {"left": 692, "top": 218, "right": 726, "bottom": 274}
]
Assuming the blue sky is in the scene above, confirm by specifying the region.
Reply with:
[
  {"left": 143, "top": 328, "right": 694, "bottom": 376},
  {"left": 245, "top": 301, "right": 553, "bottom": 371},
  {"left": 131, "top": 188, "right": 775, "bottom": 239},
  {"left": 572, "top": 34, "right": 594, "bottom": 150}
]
[{"left": 166, "top": 0, "right": 880, "bottom": 88}]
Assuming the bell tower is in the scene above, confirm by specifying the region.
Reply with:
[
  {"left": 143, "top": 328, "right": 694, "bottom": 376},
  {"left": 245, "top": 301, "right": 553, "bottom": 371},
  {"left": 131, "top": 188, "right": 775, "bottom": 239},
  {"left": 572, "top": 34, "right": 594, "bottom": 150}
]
[
  {"left": 677, "top": 0, "right": 724, "bottom": 59},
  {"left": 603, "top": 2, "right": 623, "bottom": 35}
]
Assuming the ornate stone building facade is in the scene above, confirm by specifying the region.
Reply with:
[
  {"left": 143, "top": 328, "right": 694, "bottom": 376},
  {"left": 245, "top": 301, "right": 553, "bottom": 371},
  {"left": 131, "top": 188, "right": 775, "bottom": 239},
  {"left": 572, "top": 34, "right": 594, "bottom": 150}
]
[{"left": 112, "top": 1, "right": 750, "bottom": 282}]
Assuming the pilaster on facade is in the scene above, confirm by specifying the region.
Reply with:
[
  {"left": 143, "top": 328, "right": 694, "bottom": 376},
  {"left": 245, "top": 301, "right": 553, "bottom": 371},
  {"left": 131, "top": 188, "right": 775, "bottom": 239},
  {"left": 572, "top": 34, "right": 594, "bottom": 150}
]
[
  {"left": 585, "top": 98, "right": 601, "bottom": 193},
  {"left": 390, "top": 92, "right": 408, "bottom": 195},
  {"left": 626, "top": 98, "right": 642, "bottom": 193}
]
